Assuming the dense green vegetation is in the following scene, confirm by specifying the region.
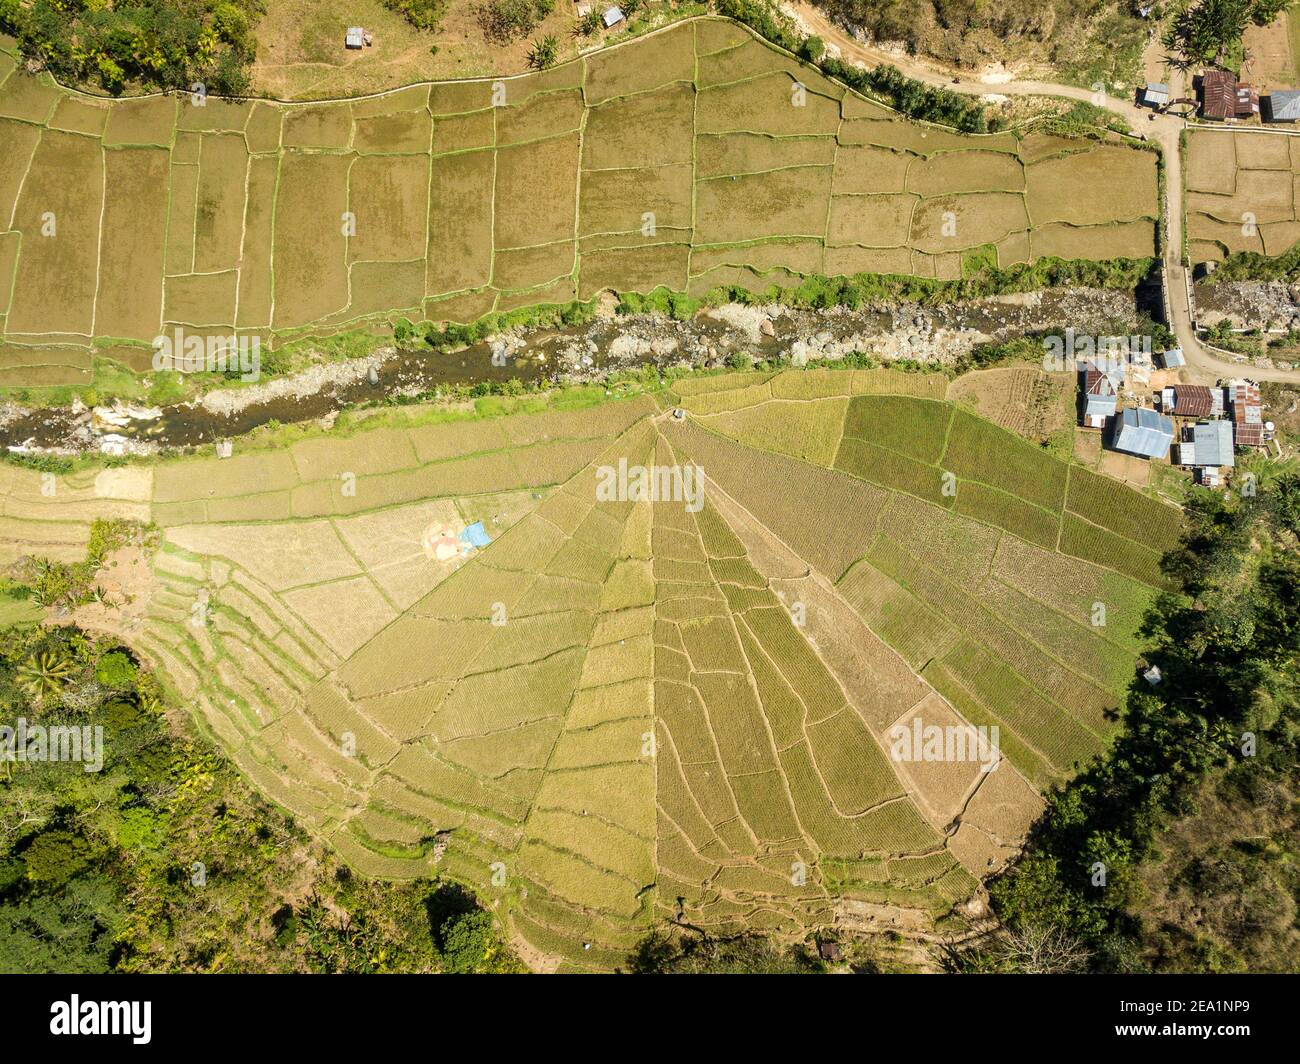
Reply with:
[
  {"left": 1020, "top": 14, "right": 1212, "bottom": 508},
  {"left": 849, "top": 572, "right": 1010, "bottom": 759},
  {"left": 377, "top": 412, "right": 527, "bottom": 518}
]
[
  {"left": 626, "top": 257, "right": 1156, "bottom": 318},
  {"left": 381, "top": 0, "right": 448, "bottom": 32},
  {"left": 479, "top": 0, "right": 555, "bottom": 43},
  {"left": 969, "top": 473, "right": 1300, "bottom": 972},
  {"left": 0, "top": 0, "right": 264, "bottom": 95},
  {"left": 1165, "top": 0, "right": 1292, "bottom": 69},
  {"left": 0, "top": 533, "right": 521, "bottom": 973},
  {"left": 0, "top": 620, "right": 523, "bottom": 972},
  {"left": 1204, "top": 244, "right": 1300, "bottom": 284},
  {"left": 630, "top": 930, "right": 826, "bottom": 973}
]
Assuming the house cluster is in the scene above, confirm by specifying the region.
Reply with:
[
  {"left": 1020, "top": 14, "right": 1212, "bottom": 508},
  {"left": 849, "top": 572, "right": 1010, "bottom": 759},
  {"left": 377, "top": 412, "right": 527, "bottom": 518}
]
[
  {"left": 1141, "top": 67, "right": 1300, "bottom": 123},
  {"left": 1078, "top": 354, "right": 1270, "bottom": 485},
  {"left": 1157, "top": 379, "right": 1270, "bottom": 484}
]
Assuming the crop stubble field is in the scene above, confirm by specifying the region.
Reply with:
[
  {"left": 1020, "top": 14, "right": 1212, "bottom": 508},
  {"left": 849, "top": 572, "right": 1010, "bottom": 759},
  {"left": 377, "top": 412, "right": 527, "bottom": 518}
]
[
  {"left": 3, "top": 367, "right": 1183, "bottom": 970},
  {"left": 1186, "top": 128, "right": 1300, "bottom": 263},
  {"left": 0, "top": 18, "right": 1160, "bottom": 388}
]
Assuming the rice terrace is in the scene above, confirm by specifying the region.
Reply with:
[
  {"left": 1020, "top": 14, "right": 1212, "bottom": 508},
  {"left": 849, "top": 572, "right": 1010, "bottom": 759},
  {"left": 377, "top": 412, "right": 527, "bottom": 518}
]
[
  {"left": 0, "top": 17, "right": 1161, "bottom": 387},
  {"left": 6, "top": 3, "right": 1297, "bottom": 985},
  {"left": 1, "top": 359, "right": 1185, "bottom": 969}
]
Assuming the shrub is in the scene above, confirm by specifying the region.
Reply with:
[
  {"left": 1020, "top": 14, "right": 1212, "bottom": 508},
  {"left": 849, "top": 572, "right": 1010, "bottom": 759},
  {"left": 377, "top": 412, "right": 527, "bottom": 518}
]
[
  {"left": 529, "top": 33, "right": 559, "bottom": 69},
  {"left": 480, "top": 0, "right": 551, "bottom": 42},
  {"left": 439, "top": 910, "right": 494, "bottom": 972},
  {"left": 95, "top": 650, "right": 138, "bottom": 689},
  {"left": 382, "top": 0, "right": 449, "bottom": 32}
]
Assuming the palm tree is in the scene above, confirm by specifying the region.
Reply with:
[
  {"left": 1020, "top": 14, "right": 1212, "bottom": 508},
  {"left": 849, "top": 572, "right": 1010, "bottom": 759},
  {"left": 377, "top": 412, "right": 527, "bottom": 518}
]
[{"left": 17, "top": 650, "right": 75, "bottom": 700}]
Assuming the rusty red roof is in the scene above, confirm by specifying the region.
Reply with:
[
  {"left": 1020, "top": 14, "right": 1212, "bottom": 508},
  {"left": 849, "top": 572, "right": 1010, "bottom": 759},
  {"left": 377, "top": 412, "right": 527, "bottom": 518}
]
[{"left": 1202, "top": 69, "right": 1237, "bottom": 120}]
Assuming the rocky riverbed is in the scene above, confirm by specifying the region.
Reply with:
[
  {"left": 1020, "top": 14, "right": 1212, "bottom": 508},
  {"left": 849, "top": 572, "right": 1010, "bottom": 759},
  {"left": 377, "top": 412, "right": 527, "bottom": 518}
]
[
  {"left": 0, "top": 287, "right": 1143, "bottom": 456},
  {"left": 1195, "top": 280, "right": 1300, "bottom": 332}
]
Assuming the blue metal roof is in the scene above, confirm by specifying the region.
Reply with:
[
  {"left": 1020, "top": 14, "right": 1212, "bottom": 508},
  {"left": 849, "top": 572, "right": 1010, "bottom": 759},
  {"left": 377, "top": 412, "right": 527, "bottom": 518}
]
[
  {"left": 1191, "top": 420, "right": 1235, "bottom": 467},
  {"left": 1110, "top": 407, "right": 1174, "bottom": 458},
  {"left": 1268, "top": 91, "right": 1300, "bottom": 121},
  {"left": 1085, "top": 393, "right": 1117, "bottom": 418}
]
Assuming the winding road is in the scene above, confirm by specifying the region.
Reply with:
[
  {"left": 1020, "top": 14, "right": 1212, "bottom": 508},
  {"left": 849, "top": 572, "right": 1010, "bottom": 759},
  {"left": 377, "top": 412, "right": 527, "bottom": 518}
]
[{"left": 788, "top": 3, "right": 1300, "bottom": 384}]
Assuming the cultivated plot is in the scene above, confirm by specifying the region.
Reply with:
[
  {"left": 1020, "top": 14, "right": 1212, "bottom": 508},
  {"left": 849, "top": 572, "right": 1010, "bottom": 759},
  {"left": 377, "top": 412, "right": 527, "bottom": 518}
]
[
  {"left": 0, "top": 19, "right": 1159, "bottom": 389},
  {"left": 1186, "top": 128, "right": 1300, "bottom": 263},
  {"left": 4, "top": 374, "right": 1184, "bottom": 970}
]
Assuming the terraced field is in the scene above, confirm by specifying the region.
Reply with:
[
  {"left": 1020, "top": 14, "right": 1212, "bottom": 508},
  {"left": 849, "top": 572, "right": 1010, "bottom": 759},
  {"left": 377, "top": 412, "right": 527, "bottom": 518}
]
[
  {"left": 3, "top": 370, "right": 1184, "bottom": 970},
  {"left": 1186, "top": 128, "right": 1300, "bottom": 263},
  {"left": 0, "top": 18, "right": 1159, "bottom": 388}
]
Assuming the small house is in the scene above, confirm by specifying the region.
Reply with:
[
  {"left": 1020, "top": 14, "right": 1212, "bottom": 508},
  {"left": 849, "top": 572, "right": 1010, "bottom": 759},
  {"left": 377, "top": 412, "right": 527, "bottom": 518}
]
[
  {"left": 1265, "top": 90, "right": 1300, "bottom": 123},
  {"left": 1143, "top": 83, "right": 1170, "bottom": 109},
  {"left": 818, "top": 941, "right": 843, "bottom": 963},
  {"left": 1159, "top": 383, "right": 1224, "bottom": 418},
  {"left": 1236, "top": 84, "right": 1260, "bottom": 118},
  {"left": 1226, "top": 378, "right": 1266, "bottom": 446},
  {"left": 1081, "top": 368, "right": 1119, "bottom": 428},
  {"left": 1201, "top": 69, "right": 1236, "bottom": 120},
  {"left": 1176, "top": 420, "right": 1235, "bottom": 468},
  {"left": 1200, "top": 70, "right": 1257, "bottom": 120},
  {"left": 1159, "top": 347, "right": 1185, "bottom": 369},
  {"left": 346, "top": 27, "right": 365, "bottom": 50},
  {"left": 1109, "top": 406, "right": 1174, "bottom": 459},
  {"left": 602, "top": 6, "right": 625, "bottom": 27}
]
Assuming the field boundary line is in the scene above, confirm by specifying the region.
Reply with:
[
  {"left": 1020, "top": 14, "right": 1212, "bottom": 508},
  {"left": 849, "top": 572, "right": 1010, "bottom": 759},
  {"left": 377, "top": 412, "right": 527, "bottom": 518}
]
[
  {"left": 875, "top": 541, "right": 1112, "bottom": 742},
  {"left": 701, "top": 460, "right": 971, "bottom": 825}
]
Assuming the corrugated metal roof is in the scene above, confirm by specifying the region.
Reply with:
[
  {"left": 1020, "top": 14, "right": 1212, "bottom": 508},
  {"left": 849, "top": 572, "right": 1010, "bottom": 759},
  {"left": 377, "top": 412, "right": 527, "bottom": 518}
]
[
  {"left": 1110, "top": 407, "right": 1174, "bottom": 458},
  {"left": 1191, "top": 420, "right": 1235, "bottom": 467},
  {"left": 1085, "top": 393, "right": 1117, "bottom": 419},
  {"left": 1202, "top": 69, "right": 1237, "bottom": 119},
  {"left": 1167, "top": 384, "right": 1223, "bottom": 417},
  {"left": 1161, "top": 348, "right": 1185, "bottom": 367},
  {"left": 1084, "top": 368, "right": 1118, "bottom": 396},
  {"left": 1269, "top": 90, "right": 1300, "bottom": 121},
  {"left": 1235, "top": 422, "right": 1266, "bottom": 447}
]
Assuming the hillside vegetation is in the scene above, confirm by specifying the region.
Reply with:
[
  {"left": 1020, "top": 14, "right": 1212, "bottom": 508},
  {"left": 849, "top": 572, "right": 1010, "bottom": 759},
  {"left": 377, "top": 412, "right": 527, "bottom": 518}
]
[
  {"left": 0, "top": 0, "right": 263, "bottom": 95},
  {"left": 968, "top": 473, "right": 1300, "bottom": 973},
  {"left": 813, "top": 0, "right": 1149, "bottom": 86}
]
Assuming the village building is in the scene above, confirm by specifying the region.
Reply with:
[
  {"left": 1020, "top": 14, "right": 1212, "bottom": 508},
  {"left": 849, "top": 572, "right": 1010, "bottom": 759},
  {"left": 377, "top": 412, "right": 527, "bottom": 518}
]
[
  {"left": 602, "top": 5, "right": 625, "bottom": 27},
  {"left": 1226, "top": 378, "right": 1267, "bottom": 447},
  {"left": 817, "top": 941, "right": 843, "bottom": 963},
  {"left": 1264, "top": 90, "right": 1300, "bottom": 123},
  {"left": 1159, "top": 347, "right": 1185, "bottom": 368},
  {"left": 1080, "top": 367, "right": 1119, "bottom": 428},
  {"left": 1175, "top": 419, "right": 1235, "bottom": 472},
  {"left": 345, "top": 27, "right": 365, "bottom": 49},
  {"left": 1200, "top": 69, "right": 1258, "bottom": 120},
  {"left": 1109, "top": 406, "right": 1175, "bottom": 459},
  {"left": 1159, "top": 383, "right": 1225, "bottom": 418}
]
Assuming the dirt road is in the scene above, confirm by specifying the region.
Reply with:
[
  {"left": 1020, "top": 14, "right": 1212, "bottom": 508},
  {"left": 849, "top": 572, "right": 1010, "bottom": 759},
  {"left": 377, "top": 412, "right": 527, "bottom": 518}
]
[{"left": 787, "top": 3, "right": 1299, "bottom": 383}]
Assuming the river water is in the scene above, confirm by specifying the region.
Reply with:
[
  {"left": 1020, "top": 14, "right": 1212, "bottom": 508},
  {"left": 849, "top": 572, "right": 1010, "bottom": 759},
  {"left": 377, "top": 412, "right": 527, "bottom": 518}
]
[{"left": 0, "top": 289, "right": 1147, "bottom": 455}]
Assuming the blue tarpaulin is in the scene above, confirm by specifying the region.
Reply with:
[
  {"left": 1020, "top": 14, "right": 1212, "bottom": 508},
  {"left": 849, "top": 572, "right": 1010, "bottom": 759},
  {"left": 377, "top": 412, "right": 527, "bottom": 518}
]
[{"left": 459, "top": 521, "right": 491, "bottom": 549}]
